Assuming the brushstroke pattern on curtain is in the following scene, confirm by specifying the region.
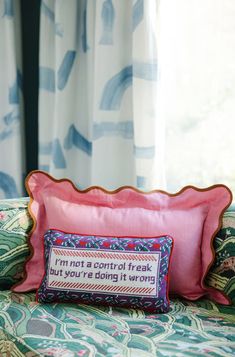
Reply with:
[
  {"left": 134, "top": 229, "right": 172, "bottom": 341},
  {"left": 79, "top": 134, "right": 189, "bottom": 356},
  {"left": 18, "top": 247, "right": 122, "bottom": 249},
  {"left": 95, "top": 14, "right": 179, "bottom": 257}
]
[
  {"left": 39, "top": 0, "right": 164, "bottom": 190},
  {"left": 0, "top": 0, "right": 25, "bottom": 198}
]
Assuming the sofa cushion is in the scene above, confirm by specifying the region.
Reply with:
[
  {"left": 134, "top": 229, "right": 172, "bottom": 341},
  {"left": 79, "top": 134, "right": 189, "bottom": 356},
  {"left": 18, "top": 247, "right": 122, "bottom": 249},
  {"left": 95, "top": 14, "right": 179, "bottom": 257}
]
[
  {"left": 206, "top": 204, "right": 235, "bottom": 305},
  {"left": 0, "top": 198, "right": 32, "bottom": 289},
  {"left": 0, "top": 290, "right": 235, "bottom": 356}
]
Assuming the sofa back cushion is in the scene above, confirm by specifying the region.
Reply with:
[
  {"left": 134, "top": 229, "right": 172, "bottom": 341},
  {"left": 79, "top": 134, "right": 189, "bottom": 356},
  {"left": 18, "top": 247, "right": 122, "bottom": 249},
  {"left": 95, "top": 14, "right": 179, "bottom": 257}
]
[
  {"left": 206, "top": 204, "right": 235, "bottom": 305},
  {"left": 0, "top": 198, "right": 32, "bottom": 289}
]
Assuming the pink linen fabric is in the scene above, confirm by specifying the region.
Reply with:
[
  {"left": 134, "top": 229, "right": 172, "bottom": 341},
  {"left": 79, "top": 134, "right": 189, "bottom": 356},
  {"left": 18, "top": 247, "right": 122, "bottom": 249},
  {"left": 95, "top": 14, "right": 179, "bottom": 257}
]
[{"left": 13, "top": 171, "right": 232, "bottom": 304}]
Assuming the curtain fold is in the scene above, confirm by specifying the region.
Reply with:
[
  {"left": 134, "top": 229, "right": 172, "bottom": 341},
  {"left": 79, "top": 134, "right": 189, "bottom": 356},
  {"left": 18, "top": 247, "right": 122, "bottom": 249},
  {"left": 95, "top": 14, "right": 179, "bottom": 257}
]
[
  {"left": 39, "top": 0, "right": 164, "bottom": 190},
  {"left": 0, "top": 0, "right": 25, "bottom": 198}
]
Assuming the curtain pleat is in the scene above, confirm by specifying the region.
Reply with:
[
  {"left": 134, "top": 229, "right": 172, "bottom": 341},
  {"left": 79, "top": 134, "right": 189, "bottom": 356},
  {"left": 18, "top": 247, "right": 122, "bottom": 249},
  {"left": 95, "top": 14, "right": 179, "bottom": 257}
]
[
  {"left": 0, "top": 0, "right": 25, "bottom": 198},
  {"left": 38, "top": 0, "right": 164, "bottom": 190}
]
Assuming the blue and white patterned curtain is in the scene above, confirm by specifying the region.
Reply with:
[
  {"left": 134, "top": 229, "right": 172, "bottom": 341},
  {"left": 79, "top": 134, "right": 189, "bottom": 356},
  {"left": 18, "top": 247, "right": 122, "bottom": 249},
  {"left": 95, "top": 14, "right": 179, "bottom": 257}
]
[
  {"left": 39, "top": 0, "right": 164, "bottom": 190},
  {"left": 0, "top": 0, "right": 25, "bottom": 198}
]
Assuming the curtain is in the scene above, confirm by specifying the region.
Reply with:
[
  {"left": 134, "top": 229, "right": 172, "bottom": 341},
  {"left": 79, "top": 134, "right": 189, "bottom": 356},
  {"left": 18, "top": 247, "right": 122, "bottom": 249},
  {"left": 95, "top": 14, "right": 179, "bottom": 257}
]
[
  {"left": 1, "top": 0, "right": 235, "bottom": 199},
  {"left": 0, "top": 0, "right": 25, "bottom": 198},
  {"left": 38, "top": 0, "right": 165, "bottom": 190}
]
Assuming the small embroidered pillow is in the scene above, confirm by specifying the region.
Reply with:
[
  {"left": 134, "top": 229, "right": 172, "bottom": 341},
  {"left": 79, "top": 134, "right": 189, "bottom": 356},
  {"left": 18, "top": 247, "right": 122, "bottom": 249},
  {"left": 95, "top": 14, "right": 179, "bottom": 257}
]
[{"left": 37, "top": 230, "right": 174, "bottom": 313}]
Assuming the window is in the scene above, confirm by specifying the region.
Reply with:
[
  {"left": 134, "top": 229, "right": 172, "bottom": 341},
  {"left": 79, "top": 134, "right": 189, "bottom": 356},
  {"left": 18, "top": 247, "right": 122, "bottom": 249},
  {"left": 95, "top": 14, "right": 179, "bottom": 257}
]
[{"left": 158, "top": 0, "right": 235, "bottom": 192}]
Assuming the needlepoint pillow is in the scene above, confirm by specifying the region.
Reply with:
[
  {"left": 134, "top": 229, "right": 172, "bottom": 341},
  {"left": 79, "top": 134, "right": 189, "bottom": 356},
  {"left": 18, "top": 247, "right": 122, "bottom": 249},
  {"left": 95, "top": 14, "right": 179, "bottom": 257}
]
[
  {"left": 13, "top": 171, "right": 232, "bottom": 305},
  {"left": 37, "top": 230, "right": 173, "bottom": 313}
]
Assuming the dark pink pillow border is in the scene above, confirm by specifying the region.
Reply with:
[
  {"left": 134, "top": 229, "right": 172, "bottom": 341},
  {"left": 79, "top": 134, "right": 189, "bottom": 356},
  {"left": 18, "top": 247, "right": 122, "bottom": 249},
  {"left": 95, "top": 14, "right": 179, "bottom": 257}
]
[{"left": 12, "top": 170, "right": 233, "bottom": 304}]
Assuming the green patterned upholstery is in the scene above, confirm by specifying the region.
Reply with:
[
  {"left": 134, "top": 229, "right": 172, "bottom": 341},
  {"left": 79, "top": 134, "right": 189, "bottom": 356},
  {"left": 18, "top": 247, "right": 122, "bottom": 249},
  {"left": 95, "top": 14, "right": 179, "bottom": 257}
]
[
  {"left": 206, "top": 204, "right": 235, "bottom": 304},
  {"left": 0, "top": 291, "right": 234, "bottom": 356},
  {"left": 0, "top": 198, "right": 32, "bottom": 289}
]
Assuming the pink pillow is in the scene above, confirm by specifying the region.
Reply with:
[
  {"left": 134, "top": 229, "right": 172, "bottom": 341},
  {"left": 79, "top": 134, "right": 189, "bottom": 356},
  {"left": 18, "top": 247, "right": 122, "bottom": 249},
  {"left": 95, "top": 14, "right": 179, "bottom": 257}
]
[{"left": 12, "top": 171, "right": 232, "bottom": 304}]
